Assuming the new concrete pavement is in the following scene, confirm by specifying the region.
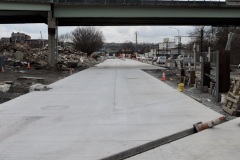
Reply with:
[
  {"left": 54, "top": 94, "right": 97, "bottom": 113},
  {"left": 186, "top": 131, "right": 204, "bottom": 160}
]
[
  {"left": 130, "top": 117, "right": 240, "bottom": 160},
  {"left": 0, "top": 59, "right": 224, "bottom": 159}
]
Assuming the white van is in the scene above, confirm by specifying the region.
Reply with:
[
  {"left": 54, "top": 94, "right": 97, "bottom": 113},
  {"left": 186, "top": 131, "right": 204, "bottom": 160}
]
[{"left": 157, "top": 56, "right": 167, "bottom": 64}]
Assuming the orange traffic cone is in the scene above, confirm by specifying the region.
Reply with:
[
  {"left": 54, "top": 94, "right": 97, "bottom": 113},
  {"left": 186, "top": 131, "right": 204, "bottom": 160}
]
[
  {"left": 1, "top": 66, "right": 5, "bottom": 73},
  {"left": 161, "top": 72, "right": 166, "bottom": 81},
  {"left": 27, "top": 62, "right": 31, "bottom": 69}
]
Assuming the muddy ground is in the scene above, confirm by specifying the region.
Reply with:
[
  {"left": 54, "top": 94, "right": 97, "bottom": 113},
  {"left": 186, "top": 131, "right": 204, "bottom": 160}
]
[
  {"left": 143, "top": 69, "right": 236, "bottom": 121},
  {"left": 0, "top": 67, "right": 87, "bottom": 104}
]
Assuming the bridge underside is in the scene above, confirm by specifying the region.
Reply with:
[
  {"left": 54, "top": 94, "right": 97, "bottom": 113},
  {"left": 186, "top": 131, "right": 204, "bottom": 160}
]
[
  {"left": 57, "top": 17, "right": 240, "bottom": 26},
  {"left": 0, "top": 16, "right": 240, "bottom": 26},
  {"left": 0, "top": 10, "right": 47, "bottom": 24},
  {"left": 1, "top": 3, "right": 240, "bottom": 26},
  {"left": 1, "top": 2, "right": 240, "bottom": 66}
]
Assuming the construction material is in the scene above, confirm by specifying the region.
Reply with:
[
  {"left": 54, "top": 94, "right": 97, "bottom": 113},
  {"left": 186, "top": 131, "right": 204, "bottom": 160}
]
[
  {"left": 27, "top": 62, "right": 31, "bottom": 69},
  {"left": 222, "top": 79, "right": 240, "bottom": 116},
  {"left": 188, "top": 70, "right": 195, "bottom": 86},
  {"left": 29, "top": 83, "right": 50, "bottom": 92},
  {"left": 0, "top": 82, "right": 11, "bottom": 93},
  {"left": 178, "top": 83, "right": 184, "bottom": 92},
  {"left": 193, "top": 116, "right": 225, "bottom": 132},
  {"left": 179, "top": 68, "right": 185, "bottom": 83},
  {"left": 1, "top": 66, "right": 4, "bottom": 73},
  {"left": 209, "top": 81, "right": 216, "bottom": 96},
  {"left": 216, "top": 50, "right": 230, "bottom": 102},
  {"left": 17, "top": 76, "right": 45, "bottom": 82}
]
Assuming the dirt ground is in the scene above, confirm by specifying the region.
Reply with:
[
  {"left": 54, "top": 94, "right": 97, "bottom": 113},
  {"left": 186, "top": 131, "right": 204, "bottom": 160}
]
[
  {"left": 143, "top": 69, "right": 236, "bottom": 121},
  {"left": 0, "top": 67, "right": 87, "bottom": 104}
]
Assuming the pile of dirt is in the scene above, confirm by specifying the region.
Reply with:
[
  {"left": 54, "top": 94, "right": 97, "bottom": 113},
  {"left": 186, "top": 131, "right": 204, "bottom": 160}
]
[{"left": 0, "top": 43, "right": 105, "bottom": 70}]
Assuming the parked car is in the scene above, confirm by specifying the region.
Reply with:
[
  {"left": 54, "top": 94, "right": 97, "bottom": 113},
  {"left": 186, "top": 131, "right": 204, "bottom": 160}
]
[
  {"left": 157, "top": 56, "right": 167, "bottom": 64},
  {"left": 152, "top": 57, "right": 157, "bottom": 62},
  {"left": 146, "top": 57, "right": 152, "bottom": 61},
  {"left": 137, "top": 56, "right": 141, "bottom": 60}
]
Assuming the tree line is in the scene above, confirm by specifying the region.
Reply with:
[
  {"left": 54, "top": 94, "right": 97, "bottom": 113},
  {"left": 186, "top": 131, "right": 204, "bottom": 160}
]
[{"left": 187, "top": 26, "right": 240, "bottom": 64}]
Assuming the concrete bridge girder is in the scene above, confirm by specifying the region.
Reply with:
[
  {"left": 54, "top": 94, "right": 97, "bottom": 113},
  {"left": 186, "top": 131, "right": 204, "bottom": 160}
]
[{"left": 0, "top": 2, "right": 51, "bottom": 11}]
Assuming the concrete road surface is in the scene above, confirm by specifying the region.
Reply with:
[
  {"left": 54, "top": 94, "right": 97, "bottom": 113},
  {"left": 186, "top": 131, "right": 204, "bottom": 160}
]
[
  {"left": 130, "top": 117, "right": 240, "bottom": 160},
  {"left": 0, "top": 59, "right": 222, "bottom": 159}
]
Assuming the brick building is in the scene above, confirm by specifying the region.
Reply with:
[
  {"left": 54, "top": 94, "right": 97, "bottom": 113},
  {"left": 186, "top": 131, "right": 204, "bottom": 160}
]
[{"left": 11, "top": 32, "right": 31, "bottom": 43}]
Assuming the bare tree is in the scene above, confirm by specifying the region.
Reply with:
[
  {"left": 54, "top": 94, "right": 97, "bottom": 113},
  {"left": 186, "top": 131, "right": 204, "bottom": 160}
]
[
  {"left": 58, "top": 33, "right": 71, "bottom": 48},
  {"left": 137, "top": 42, "right": 151, "bottom": 55},
  {"left": 188, "top": 26, "right": 240, "bottom": 64},
  {"left": 188, "top": 26, "right": 215, "bottom": 53},
  {"left": 119, "top": 41, "right": 135, "bottom": 55},
  {"left": 71, "top": 27, "right": 104, "bottom": 56}
]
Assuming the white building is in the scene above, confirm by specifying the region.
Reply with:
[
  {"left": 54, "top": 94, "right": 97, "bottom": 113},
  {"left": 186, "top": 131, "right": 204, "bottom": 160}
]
[
  {"left": 158, "top": 38, "right": 181, "bottom": 56},
  {"left": 144, "top": 48, "right": 156, "bottom": 57},
  {"left": 159, "top": 42, "right": 176, "bottom": 50}
]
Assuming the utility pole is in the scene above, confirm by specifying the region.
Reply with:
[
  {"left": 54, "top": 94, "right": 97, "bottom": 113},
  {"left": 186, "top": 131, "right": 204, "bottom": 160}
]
[
  {"left": 193, "top": 43, "right": 196, "bottom": 71},
  {"left": 200, "top": 27, "right": 204, "bottom": 92},
  {"left": 200, "top": 27, "right": 204, "bottom": 56},
  {"left": 179, "top": 36, "right": 181, "bottom": 55},
  {"left": 169, "top": 27, "right": 180, "bottom": 55},
  {"left": 40, "top": 31, "right": 43, "bottom": 49},
  {"left": 135, "top": 31, "right": 138, "bottom": 55}
]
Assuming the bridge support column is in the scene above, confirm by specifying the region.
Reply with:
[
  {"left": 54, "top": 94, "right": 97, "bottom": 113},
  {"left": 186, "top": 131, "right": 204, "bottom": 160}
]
[{"left": 48, "top": 11, "right": 57, "bottom": 67}]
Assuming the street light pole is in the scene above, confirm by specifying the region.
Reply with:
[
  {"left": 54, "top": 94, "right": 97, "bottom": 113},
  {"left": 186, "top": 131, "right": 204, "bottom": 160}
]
[{"left": 169, "top": 27, "right": 180, "bottom": 55}]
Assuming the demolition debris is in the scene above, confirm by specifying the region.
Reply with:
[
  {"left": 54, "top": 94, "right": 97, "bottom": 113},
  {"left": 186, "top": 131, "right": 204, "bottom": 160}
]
[{"left": 0, "top": 43, "right": 104, "bottom": 70}]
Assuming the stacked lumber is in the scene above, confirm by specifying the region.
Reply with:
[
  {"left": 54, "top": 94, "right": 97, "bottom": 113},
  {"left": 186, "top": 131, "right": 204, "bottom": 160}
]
[{"left": 222, "top": 80, "right": 240, "bottom": 116}]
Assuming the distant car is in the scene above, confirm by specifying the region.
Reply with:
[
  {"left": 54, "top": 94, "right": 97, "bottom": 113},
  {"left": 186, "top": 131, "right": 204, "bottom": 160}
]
[
  {"left": 137, "top": 56, "right": 142, "bottom": 60},
  {"left": 157, "top": 56, "right": 167, "bottom": 64},
  {"left": 146, "top": 57, "right": 152, "bottom": 61},
  {"left": 152, "top": 57, "right": 157, "bottom": 62}
]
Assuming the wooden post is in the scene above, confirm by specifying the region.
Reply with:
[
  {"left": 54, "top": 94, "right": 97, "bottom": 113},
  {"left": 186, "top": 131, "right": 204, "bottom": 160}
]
[{"left": 216, "top": 50, "right": 230, "bottom": 102}]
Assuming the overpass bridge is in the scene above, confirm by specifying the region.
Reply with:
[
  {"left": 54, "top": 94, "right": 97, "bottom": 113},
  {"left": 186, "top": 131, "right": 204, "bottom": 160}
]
[{"left": 0, "top": 0, "right": 240, "bottom": 65}]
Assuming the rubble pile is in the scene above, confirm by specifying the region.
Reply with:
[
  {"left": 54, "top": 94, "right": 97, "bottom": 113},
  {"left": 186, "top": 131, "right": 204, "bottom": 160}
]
[
  {"left": 0, "top": 43, "right": 31, "bottom": 53},
  {"left": 0, "top": 43, "right": 105, "bottom": 70}
]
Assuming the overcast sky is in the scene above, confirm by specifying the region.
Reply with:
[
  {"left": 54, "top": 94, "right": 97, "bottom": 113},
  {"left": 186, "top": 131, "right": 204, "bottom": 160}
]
[{"left": 0, "top": 24, "right": 195, "bottom": 44}]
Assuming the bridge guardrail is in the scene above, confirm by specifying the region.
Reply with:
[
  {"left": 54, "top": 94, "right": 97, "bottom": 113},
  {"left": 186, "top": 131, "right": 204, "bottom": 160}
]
[{"left": 0, "top": 0, "right": 226, "bottom": 5}]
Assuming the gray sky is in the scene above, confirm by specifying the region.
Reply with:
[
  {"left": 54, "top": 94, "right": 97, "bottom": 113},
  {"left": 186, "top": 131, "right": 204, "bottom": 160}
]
[{"left": 0, "top": 24, "right": 195, "bottom": 44}]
